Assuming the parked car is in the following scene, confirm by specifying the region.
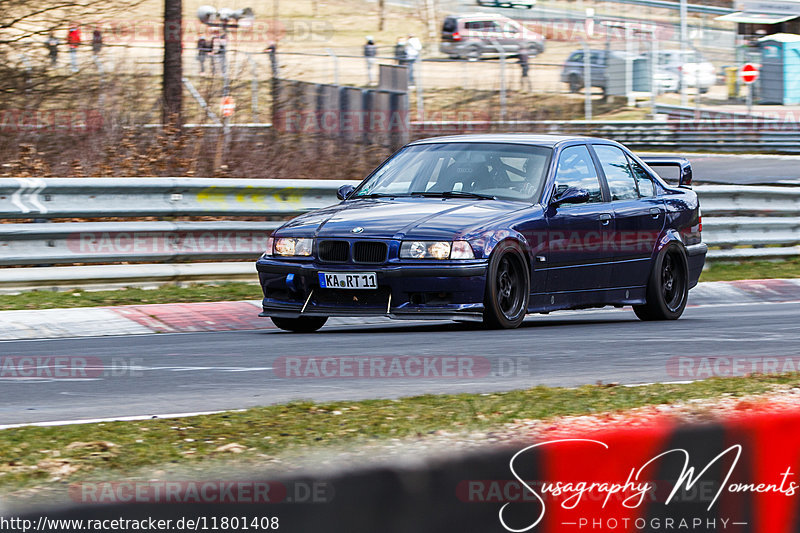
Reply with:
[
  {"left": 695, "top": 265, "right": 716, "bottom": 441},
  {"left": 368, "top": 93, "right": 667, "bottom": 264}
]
[
  {"left": 477, "top": 0, "right": 535, "bottom": 8},
  {"left": 440, "top": 13, "right": 545, "bottom": 60},
  {"left": 643, "top": 50, "right": 716, "bottom": 93},
  {"left": 560, "top": 49, "right": 612, "bottom": 93},
  {"left": 562, "top": 49, "right": 694, "bottom": 94},
  {"left": 256, "top": 134, "right": 706, "bottom": 332}
]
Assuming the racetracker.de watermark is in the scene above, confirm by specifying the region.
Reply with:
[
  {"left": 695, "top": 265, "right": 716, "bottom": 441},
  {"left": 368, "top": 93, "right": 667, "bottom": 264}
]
[
  {"left": 69, "top": 480, "right": 332, "bottom": 504},
  {"left": 0, "top": 109, "right": 103, "bottom": 132},
  {"left": 276, "top": 110, "right": 494, "bottom": 135},
  {"left": 0, "top": 356, "right": 142, "bottom": 379},
  {"left": 273, "top": 356, "right": 535, "bottom": 379},
  {"left": 87, "top": 19, "right": 333, "bottom": 43},
  {"left": 667, "top": 356, "right": 800, "bottom": 378},
  {"left": 66, "top": 231, "right": 270, "bottom": 255}
]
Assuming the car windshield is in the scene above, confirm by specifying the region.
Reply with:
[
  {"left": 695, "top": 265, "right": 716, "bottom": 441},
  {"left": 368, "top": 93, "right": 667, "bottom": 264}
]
[{"left": 352, "top": 142, "right": 552, "bottom": 202}]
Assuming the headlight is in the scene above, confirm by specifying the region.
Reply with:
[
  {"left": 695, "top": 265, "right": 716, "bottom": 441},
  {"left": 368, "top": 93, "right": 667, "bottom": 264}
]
[
  {"left": 400, "top": 240, "right": 474, "bottom": 260},
  {"left": 273, "top": 237, "right": 313, "bottom": 257}
]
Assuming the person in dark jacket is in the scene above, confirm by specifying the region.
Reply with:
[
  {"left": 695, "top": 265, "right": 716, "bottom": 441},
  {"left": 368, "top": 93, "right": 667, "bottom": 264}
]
[
  {"left": 45, "top": 33, "right": 59, "bottom": 67},
  {"left": 518, "top": 47, "right": 531, "bottom": 92},
  {"left": 197, "top": 35, "right": 211, "bottom": 74},
  {"left": 394, "top": 37, "right": 407, "bottom": 66},
  {"left": 91, "top": 28, "right": 102, "bottom": 55},
  {"left": 364, "top": 36, "right": 377, "bottom": 86},
  {"left": 91, "top": 28, "right": 103, "bottom": 72}
]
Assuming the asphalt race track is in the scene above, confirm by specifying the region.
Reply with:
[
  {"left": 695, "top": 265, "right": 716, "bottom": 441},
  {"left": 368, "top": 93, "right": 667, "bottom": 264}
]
[
  {"left": 648, "top": 153, "right": 800, "bottom": 185},
  {"left": 2, "top": 300, "right": 799, "bottom": 426}
]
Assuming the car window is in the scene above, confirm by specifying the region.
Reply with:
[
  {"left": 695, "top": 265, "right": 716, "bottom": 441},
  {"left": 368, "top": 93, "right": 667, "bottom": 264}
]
[
  {"left": 352, "top": 143, "right": 552, "bottom": 202},
  {"left": 465, "top": 20, "right": 496, "bottom": 32},
  {"left": 377, "top": 158, "right": 426, "bottom": 194},
  {"left": 568, "top": 51, "right": 584, "bottom": 63},
  {"left": 628, "top": 157, "right": 656, "bottom": 197},
  {"left": 593, "top": 145, "right": 638, "bottom": 201},
  {"left": 590, "top": 51, "right": 605, "bottom": 64},
  {"left": 554, "top": 145, "right": 602, "bottom": 204},
  {"left": 497, "top": 20, "right": 521, "bottom": 35}
]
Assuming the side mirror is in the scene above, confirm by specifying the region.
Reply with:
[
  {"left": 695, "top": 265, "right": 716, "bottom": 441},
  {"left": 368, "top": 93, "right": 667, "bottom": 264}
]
[
  {"left": 551, "top": 187, "right": 590, "bottom": 207},
  {"left": 337, "top": 184, "right": 355, "bottom": 201}
]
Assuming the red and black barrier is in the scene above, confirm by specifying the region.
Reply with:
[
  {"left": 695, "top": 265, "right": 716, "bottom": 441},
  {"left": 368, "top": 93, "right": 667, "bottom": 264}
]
[{"left": 15, "top": 409, "right": 800, "bottom": 532}]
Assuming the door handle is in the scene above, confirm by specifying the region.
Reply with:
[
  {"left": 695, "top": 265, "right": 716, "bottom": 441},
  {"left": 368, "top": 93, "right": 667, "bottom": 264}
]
[
  {"left": 649, "top": 207, "right": 661, "bottom": 219},
  {"left": 599, "top": 213, "right": 612, "bottom": 226}
]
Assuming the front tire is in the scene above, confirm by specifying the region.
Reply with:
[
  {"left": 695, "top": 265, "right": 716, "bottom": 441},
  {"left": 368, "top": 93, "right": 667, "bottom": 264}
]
[
  {"left": 483, "top": 242, "right": 530, "bottom": 329},
  {"left": 270, "top": 316, "right": 328, "bottom": 332},
  {"left": 633, "top": 243, "right": 689, "bottom": 321}
]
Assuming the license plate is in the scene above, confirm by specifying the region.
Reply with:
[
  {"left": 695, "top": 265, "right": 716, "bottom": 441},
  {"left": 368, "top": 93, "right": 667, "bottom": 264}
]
[{"left": 318, "top": 272, "right": 378, "bottom": 290}]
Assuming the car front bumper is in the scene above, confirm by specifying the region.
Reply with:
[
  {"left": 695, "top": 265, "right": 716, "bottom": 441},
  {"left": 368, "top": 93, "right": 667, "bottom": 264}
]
[{"left": 256, "top": 258, "right": 489, "bottom": 321}]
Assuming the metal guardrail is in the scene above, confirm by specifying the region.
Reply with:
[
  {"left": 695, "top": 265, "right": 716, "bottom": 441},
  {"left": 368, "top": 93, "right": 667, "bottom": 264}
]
[
  {"left": 0, "top": 221, "right": 278, "bottom": 266},
  {"left": 411, "top": 120, "right": 800, "bottom": 153},
  {"left": 0, "top": 179, "right": 797, "bottom": 290},
  {"left": 123, "top": 120, "right": 800, "bottom": 154},
  {"left": 0, "top": 178, "right": 357, "bottom": 219}
]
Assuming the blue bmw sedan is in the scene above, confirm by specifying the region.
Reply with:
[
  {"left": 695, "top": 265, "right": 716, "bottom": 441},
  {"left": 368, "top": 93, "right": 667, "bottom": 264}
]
[{"left": 256, "top": 134, "right": 706, "bottom": 332}]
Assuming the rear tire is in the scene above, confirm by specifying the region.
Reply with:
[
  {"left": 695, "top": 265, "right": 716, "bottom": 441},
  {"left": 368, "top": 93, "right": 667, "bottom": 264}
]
[
  {"left": 568, "top": 73, "right": 582, "bottom": 93},
  {"left": 483, "top": 241, "right": 530, "bottom": 329},
  {"left": 270, "top": 316, "right": 328, "bottom": 332},
  {"left": 465, "top": 45, "right": 481, "bottom": 60},
  {"left": 633, "top": 243, "right": 689, "bottom": 321}
]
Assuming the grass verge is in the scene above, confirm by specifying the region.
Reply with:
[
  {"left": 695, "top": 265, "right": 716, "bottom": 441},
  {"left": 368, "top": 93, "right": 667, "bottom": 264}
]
[
  {"left": 0, "top": 283, "right": 261, "bottom": 311},
  {"left": 700, "top": 258, "right": 800, "bottom": 282},
  {"left": 1, "top": 259, "right": 798, "bottom": 311},
  {"left": 3, "top": 374, "right": 800, "bottom": 496}
]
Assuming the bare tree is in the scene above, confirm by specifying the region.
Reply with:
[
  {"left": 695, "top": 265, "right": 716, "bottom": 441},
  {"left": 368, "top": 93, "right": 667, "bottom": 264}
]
[{"left": 163, "top": 0, "right": 182, "bottom": 128}]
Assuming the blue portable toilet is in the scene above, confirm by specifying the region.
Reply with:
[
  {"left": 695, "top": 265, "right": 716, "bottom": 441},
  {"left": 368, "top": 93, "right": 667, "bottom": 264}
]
[{"left": 759, "top": 33, "right": 800, "bottom": 104}]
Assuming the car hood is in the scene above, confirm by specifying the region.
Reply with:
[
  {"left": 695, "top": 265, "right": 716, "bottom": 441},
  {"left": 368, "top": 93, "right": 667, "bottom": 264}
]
[{"left": 277, "top": 197, "right": 530, "bottom": 240}]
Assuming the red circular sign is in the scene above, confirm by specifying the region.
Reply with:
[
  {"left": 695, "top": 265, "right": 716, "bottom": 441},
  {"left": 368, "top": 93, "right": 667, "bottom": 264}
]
[
  {"left": 740, "top": 63, "right": 759, "bottom": 84},
  {"left": 220, "top": 96, "right": 236, "bottom": 118}
]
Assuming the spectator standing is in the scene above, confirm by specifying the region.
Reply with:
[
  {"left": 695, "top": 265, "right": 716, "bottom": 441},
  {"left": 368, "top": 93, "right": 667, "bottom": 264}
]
[
  {"left": 518, "top": 47, "right": 531, "bottom": 92},
  {"left": 364, "top": 36, "right": 377, "bottom": 86},
  {"left": 91, "top": 28, "right": 103, "bottom": 73},
  {"left": 266, "top": 42, "right": 279, "bottom": 79},
  {"left": 394, "top": 37, "right": 407, "bottom": 66},
  {"left": 197, "top": 35, "right": 210, "bottom": 75},
  {"left": 45, "top": 33, "right": 59, "bottom": 68},
  {"left": 405, "top": 34, "right": 422, "bottom": 87},
  {"left": 217, "top": 33, "right": 228, "bottom": 76},
  {"left": 67, "top": 24, "right": 81, "bottom": 72},
  {"left": 208, "top": 34, "right": 218, "bottom": 76}
]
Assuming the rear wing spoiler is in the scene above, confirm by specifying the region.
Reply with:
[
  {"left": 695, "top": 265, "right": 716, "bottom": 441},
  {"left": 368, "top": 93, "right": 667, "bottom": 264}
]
[{"left": 640, "top": 157, "right": 693, "bottom": 189}]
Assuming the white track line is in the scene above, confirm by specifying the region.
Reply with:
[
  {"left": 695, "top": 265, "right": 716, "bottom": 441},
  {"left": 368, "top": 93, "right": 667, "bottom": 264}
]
[{"left": 0, "top": 409, "right": 247, "bottom": 431}]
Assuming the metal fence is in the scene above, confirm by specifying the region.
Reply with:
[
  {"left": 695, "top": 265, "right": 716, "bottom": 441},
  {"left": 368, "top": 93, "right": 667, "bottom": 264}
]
[{"left": 0, "top": 178, "right": 797, "bottom": 291}]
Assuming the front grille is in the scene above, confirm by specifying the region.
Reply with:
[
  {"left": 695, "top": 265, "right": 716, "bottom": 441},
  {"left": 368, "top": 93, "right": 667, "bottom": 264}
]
[
  {"left": 353, "top": 241, "right": 388, "bottom": 264},
  {"left": 318, "top": 240, "right": 349, "bottom": 262}
]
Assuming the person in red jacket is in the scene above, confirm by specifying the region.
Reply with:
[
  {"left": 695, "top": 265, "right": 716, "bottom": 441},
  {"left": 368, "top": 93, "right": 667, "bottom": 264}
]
[{"left": 67, "top": 24, "right": 81, "bottom": 72}]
